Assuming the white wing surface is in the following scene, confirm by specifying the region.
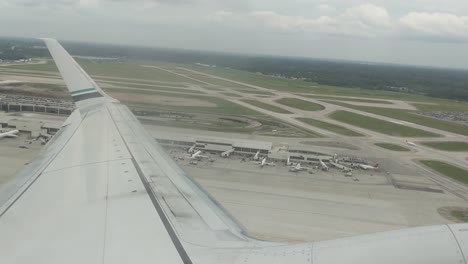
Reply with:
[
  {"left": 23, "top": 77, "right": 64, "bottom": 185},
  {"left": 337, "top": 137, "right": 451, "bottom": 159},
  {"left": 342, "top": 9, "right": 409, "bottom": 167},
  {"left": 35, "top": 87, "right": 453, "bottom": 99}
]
[{"left": 0, "top": 39, "right": 466, "bottom": 264}]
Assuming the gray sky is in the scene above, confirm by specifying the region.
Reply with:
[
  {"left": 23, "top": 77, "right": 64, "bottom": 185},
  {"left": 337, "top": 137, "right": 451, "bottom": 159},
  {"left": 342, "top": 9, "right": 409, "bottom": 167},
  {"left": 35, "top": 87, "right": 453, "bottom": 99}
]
[{"left": 2, "top": 0, "right": 468, "bottom": 69}]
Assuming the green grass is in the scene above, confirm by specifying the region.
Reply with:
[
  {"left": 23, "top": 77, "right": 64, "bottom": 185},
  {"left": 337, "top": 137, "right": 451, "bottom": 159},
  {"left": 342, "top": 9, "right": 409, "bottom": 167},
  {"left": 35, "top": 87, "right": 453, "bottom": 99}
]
[
  {"left": 104, "top": 88, "right": 261, "bottom": 116},
  {"left": 7, "top": 60, "right": 199, "bottom": 84},
  {"left": 420, "top": 160, "right": 468, "bottom": 184},
  {"left": 104, "top": 82, "right": 205, "bottom": 94},
  {"left": 174, "top": 63, "right": 448, "bottom": 101},
  {"left": 324, "top": 101, "right": 468, "bottom": 136},
  {"left": 221, "top": 92, "right": 243, "bottom": 98},
  {"left": 172, "top": 69, "right": 251, "bottom": 88},
  {"left": 297, "top": 117, "right": 364, "bottom": 136},
  {"left": 329, "top": 110, "right": 440, "bottom": 137},
  {"left": 275, "top": 98, "right": 324, "bottom": 111},
  {"left": 242, "top": 100, "right": 292, "bottom": 114},
  {"left": 303, "top": 95, "right": 392, "bottom": 104},
  {"left": 6, "top": 60, "right": 59, "bottom": 72},
  {"left": 374, "top": 143, "right": 411, "bottom": 151},
  {"left": 180, "top": 64, "right": 319, "bottom": 92},
  {"left": 9, "top": 60, "right": 460, "bottom": 106},
  {"left": 450, "top": 210, "right": 468, "bottom": 222},
  {"left": 412, "top": 100, "right": 468, "bottom": 112},
  {"left": 421, "top": 141, "right": 468, "bottom": 152},
  {"left": 0, "top": 69, "right": 61, "bottom": 79},
  {"left": 95, "top": 76, "right": 187, "bottom": 86},
  {"left": 236, "top": 89, "right": 275, "bottom": 96},
  {"left": 25, "top": 83, "right": 66, "bottom": 91}
]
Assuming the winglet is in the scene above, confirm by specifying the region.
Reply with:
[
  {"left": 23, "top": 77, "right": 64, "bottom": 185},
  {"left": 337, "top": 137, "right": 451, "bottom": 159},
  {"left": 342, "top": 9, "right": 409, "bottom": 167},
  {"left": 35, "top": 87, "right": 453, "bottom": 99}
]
[{"left": 41, "top": 38, "right": 116, "bottom": 106}]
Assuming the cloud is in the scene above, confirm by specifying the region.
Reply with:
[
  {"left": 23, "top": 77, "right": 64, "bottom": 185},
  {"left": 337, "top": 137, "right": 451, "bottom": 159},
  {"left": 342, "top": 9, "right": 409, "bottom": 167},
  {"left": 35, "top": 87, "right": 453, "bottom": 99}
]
[
  {"left": 3, "top": 0, "right": 75, "bottom": 7},
  {"left": 343, "top": 4, "right": 391, "bottom": 28},
  {"left": 399, "top": 12, "right": 468, "bottom": 39},
  {"left": 206, "top": 4, "right": 468, "bottom": 42},
  {"left": 207, "top": 4, "right": 392, "bottom": 37},
  {"left": 2, "top": 0, "right": 102, "bottom": 9},
  {"left": 316, "top": 4, "right": 335, "bottom": 13}
]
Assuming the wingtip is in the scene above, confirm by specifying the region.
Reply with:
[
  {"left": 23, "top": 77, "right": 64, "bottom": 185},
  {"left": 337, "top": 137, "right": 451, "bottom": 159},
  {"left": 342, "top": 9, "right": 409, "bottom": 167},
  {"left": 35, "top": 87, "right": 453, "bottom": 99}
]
[{"left": 38, "top": 38, "right": 58, "bottom": 44}]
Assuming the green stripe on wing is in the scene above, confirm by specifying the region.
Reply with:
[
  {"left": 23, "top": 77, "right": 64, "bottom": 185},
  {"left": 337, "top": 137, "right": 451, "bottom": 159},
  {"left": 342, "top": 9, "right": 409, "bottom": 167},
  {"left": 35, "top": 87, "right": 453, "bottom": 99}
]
[{"left": 70, "top": 88, "right": 97, "bottom": 96}]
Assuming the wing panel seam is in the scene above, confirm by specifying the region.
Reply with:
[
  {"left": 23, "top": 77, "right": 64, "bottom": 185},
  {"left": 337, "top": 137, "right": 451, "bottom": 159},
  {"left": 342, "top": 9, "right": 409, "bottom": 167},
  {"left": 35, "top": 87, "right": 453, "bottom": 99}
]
[
  {"left": 105, "top": 105, "right": 193, "bottom": 264},
  {"left": 447, "top": 224, "right": 468, "bottom": 264}
]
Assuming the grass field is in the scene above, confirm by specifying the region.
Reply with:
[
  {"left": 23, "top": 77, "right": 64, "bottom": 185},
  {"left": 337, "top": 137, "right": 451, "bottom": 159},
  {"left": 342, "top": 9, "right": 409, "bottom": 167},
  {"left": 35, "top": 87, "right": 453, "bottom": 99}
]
[
  {"left": 139, "top": 114, "right": 321, "bottom": 138},
  {"left": 276, "top": 98, "right": 324, "bottom": 111},
  {"left": 6, "top": 61, "right": 59, "bottom": 72},
  {"left": 329, "top": 110, "right": 440, "bottom": 137},
  {"left": 303, "top": 95, "right": 392, "bottom": 104},
  {"left": 171, "top": 69, "right": 249, "bottom": 88},
  {"left": 7, "top": 60, "right": 199, "bottom": 84},
  {"left": 324, "top": 101, "right": 468, "bottom": 136},
  {"left": 177, "top": 63, "right": 448, "bottom": 101},
  {"left": 138, "top": 117, "right": 256, "bottom": 134},
  {"left": 412, "top": 100, "right": 468, "bottom": 112},
  {"left": 374, "top": 143, "right": 411, "bottom": 151},
  {"left": 221, "top": 92, "right": 243, "bottom": 97},
  {"left": 421, "top": 141, "right": 468, "bottom": 151},
  {"left": 0, "top": 69, "right": 61, "bottom": 78},
  {"left": 236, "top": 89, "right": 276, "bottom": 96},
  {"left": 26, "top": 83, "right": 66, "bottom": 91},
  {"left": 242, "top": 100, "right": 292, "bottom": 114},
  {"left": 105, "top": 88, "right": 261, "bottom": 116},
  {"left": 296, "top": 117, "right": 364, "bottom": 136},
  {"left": 451, "top": 210, "right": 468, "bottom": 222},
  {"left": 420, "top": 160, "right": 468, "bottom": 184},
  {"left": 104, "top": 83, "right": 205, "bottom": 94},
  {"left": 202, "top": 86, "right": 224, "bottom": 91},
  {"left": 8, "top": 60, "right": 460, "bottom": 105}
]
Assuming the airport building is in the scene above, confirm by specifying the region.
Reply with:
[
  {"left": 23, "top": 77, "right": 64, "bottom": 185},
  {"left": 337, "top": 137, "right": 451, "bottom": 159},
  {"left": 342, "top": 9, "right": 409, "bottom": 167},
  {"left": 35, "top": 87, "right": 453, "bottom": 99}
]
[
  {"left": 287, "top": 145, "right": 334, "bottom": 163},
  {"left": 156, "top": 132, "right": 272, "bottom": 157},
  {"left": 155, "top": 132, "right": 334, "bottom": 163},
  {"left": 0, "top": 117, "right": 62, "bottom": 137},
  {"left": 0, "top": 94, "right": 74, "bottom": 116}
]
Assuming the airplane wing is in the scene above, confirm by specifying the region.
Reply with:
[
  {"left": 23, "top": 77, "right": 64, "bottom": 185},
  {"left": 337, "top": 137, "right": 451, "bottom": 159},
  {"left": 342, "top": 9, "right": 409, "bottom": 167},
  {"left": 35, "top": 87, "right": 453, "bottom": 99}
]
[{"left": 0, "top": 39, "right": 467, "bottom": 264}]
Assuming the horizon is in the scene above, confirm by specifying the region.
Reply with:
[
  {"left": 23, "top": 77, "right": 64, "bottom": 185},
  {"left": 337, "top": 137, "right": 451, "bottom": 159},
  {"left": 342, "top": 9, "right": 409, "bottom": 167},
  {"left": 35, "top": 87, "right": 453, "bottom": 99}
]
[
  {"left": 1, "top": 1, "right": 468, "bottom": 69},
  {"left": 4, "top": 35, "right": 468, "bottom": 72}
]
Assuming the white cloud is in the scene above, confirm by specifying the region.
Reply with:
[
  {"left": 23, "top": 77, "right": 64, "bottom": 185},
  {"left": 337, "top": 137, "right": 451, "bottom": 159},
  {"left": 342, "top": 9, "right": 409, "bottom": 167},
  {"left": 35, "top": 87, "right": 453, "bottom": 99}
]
[
  {"left": 316, "top": 4, "right": 336, "bottom": 13},
  {"left": 207, "top": 4, "right": 392, "bottom": 37},
  {"left": 206, "top": 10, "right": 235, "bottom": 23},
  {"left": 399, "top": 12, "right": 468, "bottom": 39},
  {"left": 343, "top": 4, "right": 391, "bottom": 28},
  {"left": 206, "top": 4, "right": 468, "bottom": 42}
]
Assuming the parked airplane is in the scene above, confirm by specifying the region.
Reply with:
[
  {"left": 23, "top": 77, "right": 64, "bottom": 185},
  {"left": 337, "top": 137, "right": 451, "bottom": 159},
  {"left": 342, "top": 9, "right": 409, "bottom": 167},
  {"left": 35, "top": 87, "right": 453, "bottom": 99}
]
[
  {"left": 187, "top": 143, "right": 197, "bottom": 153},
  {"left": 330, "top": 160, "right": 352, "bottom": 172},
  {"left": 319, "top": 159, "right": 329, "bottom": 171},
  {"left": 0, "top": 39, "right": 465, "bottom": 264},
  {"left": 289, "top": 163, "right": 308, "bottom": 172},
  {"left": 252, "top": 150, "right": 261, "bottom": 161},
  {"left": 221, "top": 149, "right": 234, "bottom": 158},
  {"left": 255, "top": 157, "right": 275, "bottom": 167},
  {"left": 187, "top": 150, "right": 209, "bottom": 160},
  {"left": 0, "top": 129, "right": 18, "bottom": 139},
  {"left": 286, "top": 156, "right": 296, "bottom": 166},
  {"left": 359, "top": 163, "right": 380, "bottom": 170}
]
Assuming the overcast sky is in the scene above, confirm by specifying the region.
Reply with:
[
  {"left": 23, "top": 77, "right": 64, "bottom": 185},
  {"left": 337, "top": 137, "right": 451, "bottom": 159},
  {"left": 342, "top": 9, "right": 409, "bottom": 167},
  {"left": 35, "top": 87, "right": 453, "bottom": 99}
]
[{"left": 2, "top": 0, "right": 468, "bottom": 69}]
